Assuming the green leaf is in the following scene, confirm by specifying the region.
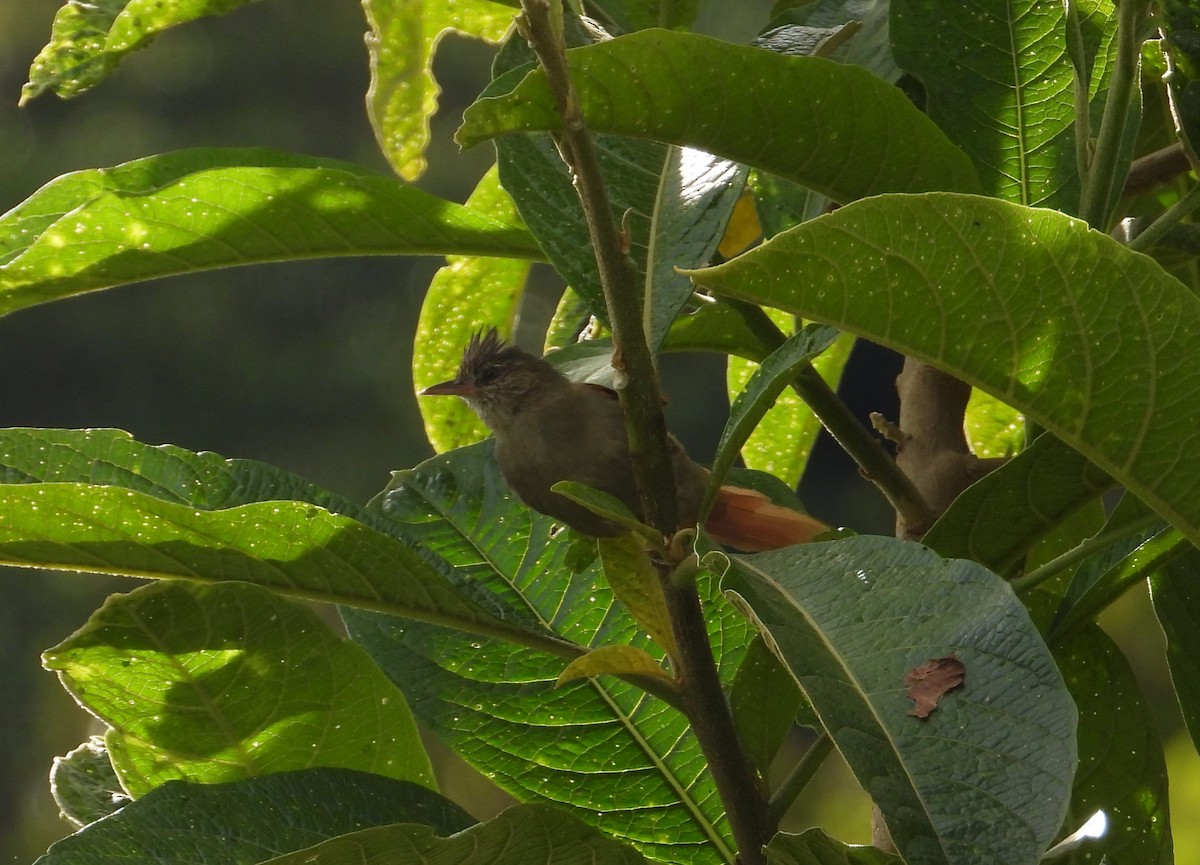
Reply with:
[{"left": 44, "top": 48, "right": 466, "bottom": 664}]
[
  {"left": 963, "top": 388, "right": 1025, "bottom": 458},
  {"left": 687, "top": 193, "right": 1200, "bottom": 549},
  {"left": 708, "top": 535, "right": 1077, "bottom": 865},
  {"left": 0, "top": 149, "right": 543, "bottom": 319},
  {"left": 50, "top": 736, "right": 128, "bottom": 829},
  {"left": 21, "top": 0, "right": 264, "bottom": 104},
  {"left": 646, "top": 147, "right": 747, "bottom": 351},
  {"left": 891, "top": 0, "right": 1118, "bottom": 210},
  {"left": 459, "top": 30, "right": 982, "bottom": 202},
  {"left": 924, "top": 433, "right": 1112, "bottom": 572},
  {"left": 414, "top": 167, "right": 533, "bottom": 453},
  {"left": 598, "top": 534, "right": 677, "bottom": 655},
  {"left": 264, "top": 803, "right": 649, "bottom": 865},
  {"left": 345, "top": 443, "right": 755, "bottom": 865},
  {"left": 1051, "top": 505, "right": 1187, "bottom": 641},
  {"left": 0, "top": 427, "right": 367, "bottom": 516},
  {"left": 623, "top": 0, "right": 701, "bottom": 31},
  {"left": 0, "top": 481, "right": 566, "bottom": 652},
  {"left": 36, "top": 769, "right": 473, "bottom": 865},
  {"left": 705, "top": 323, "right": 839, "bottom": 512},
  {"left": 1151, "top": 550, "right": 1200, "bottom": 753},
  {"left": 766, "top": 828, "right": 901, "bottom": 865},
  {"left": 1053, "top": 624, "right": 1172, "bottom": 864},
  {"left": 44, "top": 580, "right": 434, "bottom": 796},
  {"left": 730, "top": 636, "right": 810, "bottom": 777},
  {"left": 495, "top": 129, "right": 664, "bottom": 318},
  {"left": 558, "top": 645, "right": 672, "bottom": 687},
  {"left": 364, "top": 0, "right": 514, "bottom": 180},
  {"left": 725, "top": 322, "right": 850, "bottom": 489},
  {"left": 486, "top": 29, "right": 666, "bottom": 318}
]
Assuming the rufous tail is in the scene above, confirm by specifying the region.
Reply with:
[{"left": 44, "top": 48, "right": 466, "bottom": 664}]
[{"left": 704, "top": 485, "right": 828, "bottom": 552}]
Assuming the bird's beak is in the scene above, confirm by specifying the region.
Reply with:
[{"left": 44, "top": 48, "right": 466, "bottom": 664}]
[{"left": 421, "top": 379, "right": 475, "bottom": 397}]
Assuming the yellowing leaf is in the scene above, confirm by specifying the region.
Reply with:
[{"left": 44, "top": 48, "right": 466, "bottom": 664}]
[{"left": 557, "top": 645, "right": 672, "bottom": 687}]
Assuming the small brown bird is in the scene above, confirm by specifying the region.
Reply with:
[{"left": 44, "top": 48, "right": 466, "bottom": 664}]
[{"left": 421, "top": 329, "right": 827, "bottom": 550}]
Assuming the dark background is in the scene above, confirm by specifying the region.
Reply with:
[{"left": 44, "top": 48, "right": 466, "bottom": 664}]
[{"left": 2, "top": 1, "right": 1195, "bottom": 860}]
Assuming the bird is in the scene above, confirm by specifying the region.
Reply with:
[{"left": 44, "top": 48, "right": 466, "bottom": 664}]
[{"left": 420, "top": 329, "right": 827, "bottom": 551}]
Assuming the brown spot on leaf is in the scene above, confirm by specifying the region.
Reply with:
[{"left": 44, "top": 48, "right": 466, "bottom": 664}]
[{"left": 904, "top": 655, "right": 964, "bottom": 719}]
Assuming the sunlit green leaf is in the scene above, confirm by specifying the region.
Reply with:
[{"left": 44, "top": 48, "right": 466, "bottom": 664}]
[
  {"left": 0, "top": 149, "right": 543, "bottom": 319},
  {"left": 45, "top": 580, "right": 433, "bottom": 796},
  {"left": 688, "top": 193, "right": 1200, "bottom": 549},
  {"left": 364, "top": 0, "right": 514, "bottom": 180},
  {"left": 459, "top": 30, "right": 982, "bottom": 202}
]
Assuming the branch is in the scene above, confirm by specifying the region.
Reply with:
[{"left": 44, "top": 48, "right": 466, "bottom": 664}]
[
  {"left": 726, "top": 300, "right": 937, "bottom": 532},
  {"left": 517, "top": 5, "right": 771, "bottom": 862}
]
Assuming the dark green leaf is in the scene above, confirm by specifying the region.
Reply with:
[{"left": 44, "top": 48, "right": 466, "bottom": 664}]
[
  {"left": 709, "top": 535, "right": 1076, "bottom": 865},
  {"left": 0, "top": 428, "right": 366, "bottom": 516},
  {"left": 1151, "top": 550, "right": 1200, "bottom": 754},
  {"left": 50, "top": 737, "right": 128, "bottom": 829},
  {"left": 265, "top": 803, "right": 648, "bottom": 865},
  {"left": 646, "top": 147, "right": 747, "bottom": 351},
  {"left": 44, "top": 580, "right": 433, "bottom": 796},
  {"left": 730, "top": 636, "right": 811, "bottom": 777},
  {"left": 460, "top": 30, "right": 982, "bottom": 202},
  {"left": 35, "top": 769, "right": 473, "bottom": 865},
  {"left": 1052, "top": 624, "right": 1172, "bottom": 864},
  {"left": 688, "top": 193, "right": 1200, "bottom": 549},
  {"left": 705, "top": 323, "right": 839, "bottom": 511},
  {"left": 924, "top": 433, "right": 1112, "bottom": 572},
  {"left": 0, "top": 481, "right": 563, "bottom": 651}
]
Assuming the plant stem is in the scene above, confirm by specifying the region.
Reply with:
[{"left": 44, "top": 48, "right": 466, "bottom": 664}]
[
  {"left": 1078, "top": 0, "right": 1144, "bottom": 228},
  {"left": 767, "top": 733, "right": 833, "bottom": 825},
  {"left": 726, "top": 300, "right": 937, "bottom": 531},
  {"left": 518, "top": 5, "right": 770, "bottom": 862},
  {"left": 519, "top": 0, "right": 680, "bottom": 535},
  {"left": 1011, "top": 511, "right": 1161, "bottom": 595},
  {"left": 664, "top": 572, "right": 772, "bottom": 864},
  {"left": 1126, "top": 181, "right": 1200, "bottom": 254}
]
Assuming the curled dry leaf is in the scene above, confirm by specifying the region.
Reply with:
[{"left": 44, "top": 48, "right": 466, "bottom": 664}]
[{"left": 904, "top": 655, "right": 965, "bottom": 719}]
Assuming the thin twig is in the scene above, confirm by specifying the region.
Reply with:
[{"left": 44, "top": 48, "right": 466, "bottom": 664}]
[
  {"left": 1126, "top": 182, "right": 1200, "bottom": 254},
  {"left": 767, "top": 733, "right": 833, "bottom": 826},
  {"left": 726, "top": 300, "right": 938, "bottom": 531}
]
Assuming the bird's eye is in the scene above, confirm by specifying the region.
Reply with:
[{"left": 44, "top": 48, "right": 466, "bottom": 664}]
[{"left": 477, "top": 365, "right": 500, "bottom": 385}]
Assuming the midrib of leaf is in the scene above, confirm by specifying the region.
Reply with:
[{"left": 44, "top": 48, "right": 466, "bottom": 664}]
[
  {"left": 411, "top": 484, "right": 735, "bottom": 862},
  {"left": 726, "top": 558, "right": 947, "bottom": 863},
  {"left": 1006, "top": 3, "right": 1032, "bottom": 205}
]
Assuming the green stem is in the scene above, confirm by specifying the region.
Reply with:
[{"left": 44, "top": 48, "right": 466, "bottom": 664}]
[
  {"left": 1049, "top": 527, "right": 1189, "bottom": 644},
  {"left": 1010, "top": 511, "right": 1161, "bottom": 595},
  {"left": 726, "top": 301, "right": 937, "bottom": 530},
  {"left": 768, "top": 733, "right": 833, "bottom": 826},
  {"left": 518, "top": 6, "right": 770, "bottom": 863},
  {"left": 1078, "top": 0, "right": 1144, "bottom": 228},
  {"left": 1126, "top": 182, "right": 1200, "bottom": 254},
  {"left": 1063, "top": 0, "right": 1092, "bottom": 189}
]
